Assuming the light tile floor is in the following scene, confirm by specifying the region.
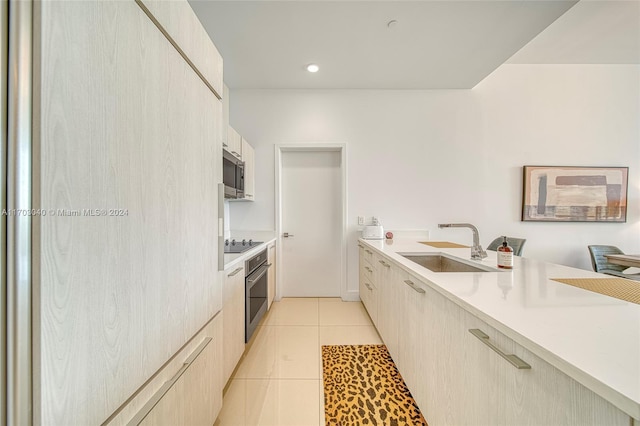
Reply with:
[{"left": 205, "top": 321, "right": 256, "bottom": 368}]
[{"left": 215, "top": 298, "right": 382, "bottom": 426}]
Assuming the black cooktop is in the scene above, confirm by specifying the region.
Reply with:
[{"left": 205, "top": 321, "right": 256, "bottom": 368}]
[{"left": 224, "top": 239, "right": 264, "bottom": 254}]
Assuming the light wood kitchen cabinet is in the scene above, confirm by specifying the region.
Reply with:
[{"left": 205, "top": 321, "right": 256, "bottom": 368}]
[
  {"left": 365, "top": 243, "right": 634, "bottom": 426},
  {"left": 414, "top": 277, "right": 467, "bottom": 425},
  {"left": 365, "top": 255, "right": 399, "bottom": 357},
  {"left": 460, "top": 308, "right": 629, "bottom": 426},
  {"left": 394, "top": 269, "right": 434, "bottom": 409},
  {"left": 134, "top": 315, "right": 223, "bottom": 426},
  {"left": 242, "top": 138, "right": 255, "bottom": 201},
  {"left": 268, "top": 242, "right": 276, "bottom": 309},
  {"left": 415, "top": 278, "right": 630, "bottom": 426},
  {"left": 227, "top": 126, "right": 243, "bottom": 160},
  {"left": 358, "top": 246, "right": 378, "bottom": 324},
  {"left": 223, "top": 264, "right": 245, "bottom": 385}
]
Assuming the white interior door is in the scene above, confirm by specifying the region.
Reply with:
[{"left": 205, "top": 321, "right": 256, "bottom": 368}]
[{"left": 281, "top": 150, "right": 342, "bottom": 297}]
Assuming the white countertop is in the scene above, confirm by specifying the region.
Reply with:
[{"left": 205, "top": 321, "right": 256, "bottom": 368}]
[
  {"left": 360, "top": 237, "right": 640, "bottom": 420},
  {"left": 223, "top": 232, "right": 276, "bottom": 270}
]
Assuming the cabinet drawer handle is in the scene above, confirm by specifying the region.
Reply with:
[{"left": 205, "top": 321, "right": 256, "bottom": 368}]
[
  {"left": 358, "top": 244, "right": 364, "bottom": 248},
  {"left": 246, "top": 194, "right": 253, "bottom": 197},
  {"left": 364, "top": 283, "right": 372, "bottom": 290},
  {"left": 378, "top": 260, "right": 390, "bottom": 268},
  {"left": 364, "top": 266, "right": 373, "bottom": 273},
  {"left": 128, "top": 337, "right": 212, "bottom": 425},
  {"left": 222, "top": 142, "right": 228, "bottom": 147},
  {"left": 365, "top": 249, "right": 372, "bottom": 254},
  {"left": 227, "top": 267, "right": 243, "bottom": 277},
  {"left": 403, "top": 280, "right": 425, "bottom": 294},
  {"left": 469, "top": 329, "right": 531, "bottom": 370}
]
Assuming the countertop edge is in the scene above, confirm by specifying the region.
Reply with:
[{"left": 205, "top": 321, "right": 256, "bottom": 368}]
[{"left": 223, "top": 238, "right": 276, "bottom": 271}]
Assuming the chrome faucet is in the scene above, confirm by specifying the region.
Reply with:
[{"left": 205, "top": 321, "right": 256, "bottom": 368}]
[{"left": 438, "top": 223, "right": 488, "bottom": 260}]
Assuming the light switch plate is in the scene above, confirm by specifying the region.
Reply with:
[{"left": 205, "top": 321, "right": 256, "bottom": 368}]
[{"left": 357, "top": 216, "right": 365, "bottom": 225}]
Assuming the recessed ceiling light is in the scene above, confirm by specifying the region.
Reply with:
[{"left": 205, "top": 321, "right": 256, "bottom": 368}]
[{"left": 306, "top": 64, "right": 319, "bottom": 73}]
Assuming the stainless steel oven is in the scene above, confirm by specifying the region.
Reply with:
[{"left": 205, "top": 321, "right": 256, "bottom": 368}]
[{"left": 245, "top": 249, "right": 270, "bottom": 342}]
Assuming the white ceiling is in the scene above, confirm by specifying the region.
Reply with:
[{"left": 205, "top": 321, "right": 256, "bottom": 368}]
[
  {"left": 508, "top": 0, "right": 640, "bottom": 64},
  {"left": 188, "top": 1, "right": 638, "bottom": 90}
]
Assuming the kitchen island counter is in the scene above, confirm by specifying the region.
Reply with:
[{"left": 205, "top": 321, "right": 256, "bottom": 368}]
[{"left": 359, "top": 237, "right": 640, "bottom": 421}]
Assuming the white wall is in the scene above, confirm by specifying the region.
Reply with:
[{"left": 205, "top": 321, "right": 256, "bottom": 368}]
[{"left": 229, "top": 64, "right": 640, "bottom": 294}]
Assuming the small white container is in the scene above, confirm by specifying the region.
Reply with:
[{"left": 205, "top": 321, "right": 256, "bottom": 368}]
[{"left": 362, "top": 225, "right": 384, "bottom": 240}]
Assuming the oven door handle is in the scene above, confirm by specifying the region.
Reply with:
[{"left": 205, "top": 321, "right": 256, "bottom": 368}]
[{"left": 247, "top": 264, "right": 270, "bottom": 286}]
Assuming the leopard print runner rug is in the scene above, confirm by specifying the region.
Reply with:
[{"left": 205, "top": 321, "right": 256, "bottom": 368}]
[{"left": 322, "top": 345, "right": 428, "bottom": 426}]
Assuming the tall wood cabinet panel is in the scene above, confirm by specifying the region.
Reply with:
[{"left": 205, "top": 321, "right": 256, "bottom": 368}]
[
  {"left": 34, "top": 1, "right": 222, "bottom": 424},
  {"left": 223, "top": 264, "right": 245, "bottom": 385},
  {"left": 137, "top": 0, "right": 223, "bottom": 98}
]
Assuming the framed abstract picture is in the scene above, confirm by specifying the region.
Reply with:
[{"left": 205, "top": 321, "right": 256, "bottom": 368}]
[{"left": 522, "top": 166, "right": 628, "bottom": 222}]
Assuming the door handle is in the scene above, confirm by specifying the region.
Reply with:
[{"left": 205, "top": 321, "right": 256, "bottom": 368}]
[
  {"left": 227, "top": 267, "right": 243, "bottom": 277},
  {"left": 404, "top": 280, "right": 425, "bottom": 294},
  {"left": 468, "top": 329, "right": 531, "bottom": 369},
  {"left": 283, "top": 232, "right": 294, "bottom": 238}
]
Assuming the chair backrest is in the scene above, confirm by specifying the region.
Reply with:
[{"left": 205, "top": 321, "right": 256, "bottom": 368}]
[
  {"left": 487, "top": 237, "right": 526, "bottom": 257},
  {"left": 587, "top": 245, "right": 627, "bottom": 273}
]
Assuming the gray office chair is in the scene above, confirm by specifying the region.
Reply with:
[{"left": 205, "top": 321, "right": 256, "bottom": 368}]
[
  {"left": 587, "top": 245, "right": 640, "bottom": 281},
  {"left": 487, "top": 237, "right": 526, "bottom": 257}
]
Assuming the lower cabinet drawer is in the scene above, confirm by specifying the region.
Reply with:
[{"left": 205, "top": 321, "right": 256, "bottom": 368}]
[
  {"left": 129, "top": 316, "right": 223, "bottom": 426},
  {"left": 359, "top": 278, "right": 378, "bottom": 325},
  {"left": 362, "top": 259, "right": 375, "bottom": 285}
]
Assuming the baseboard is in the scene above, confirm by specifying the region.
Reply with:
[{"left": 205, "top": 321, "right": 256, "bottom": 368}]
[{"left": 341, "top": 290, "right": 361, "bottom": 302}]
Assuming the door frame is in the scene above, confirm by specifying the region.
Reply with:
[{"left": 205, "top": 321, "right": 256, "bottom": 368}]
[{"left": 275, "top": 144, "right": 348, "bottom": 300}]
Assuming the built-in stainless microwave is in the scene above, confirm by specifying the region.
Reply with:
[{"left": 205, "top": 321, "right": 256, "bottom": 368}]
[{"left": 223, "top": 149, "right": 244, "bottom": 199}]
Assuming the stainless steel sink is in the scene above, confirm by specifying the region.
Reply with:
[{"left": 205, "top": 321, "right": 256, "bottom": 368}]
[{"left": 400, "top": 253, "right": 498, "bottom": 273}]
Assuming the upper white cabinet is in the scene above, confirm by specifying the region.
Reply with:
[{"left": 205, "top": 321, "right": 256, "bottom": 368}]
[
  {"left": 242, "top": 138, "right": 255, "bottom": 201},
  {"left": 227, "top": 126, "right": 243, "bottom": 160}
]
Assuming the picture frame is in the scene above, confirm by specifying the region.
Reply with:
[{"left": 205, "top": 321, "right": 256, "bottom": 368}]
[{"left": 522, "top": 166, "right": 628, "bottom": 222}]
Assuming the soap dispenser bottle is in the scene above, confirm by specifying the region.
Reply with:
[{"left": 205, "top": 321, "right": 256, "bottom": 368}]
[{"left": 497, "top": 236, "right": 513, "bottom": 269}]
